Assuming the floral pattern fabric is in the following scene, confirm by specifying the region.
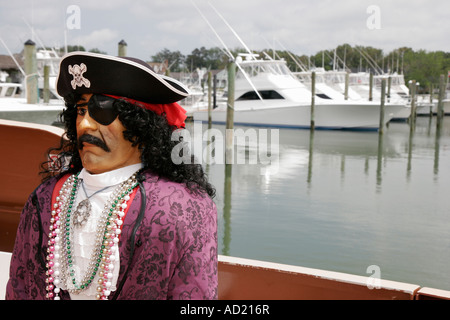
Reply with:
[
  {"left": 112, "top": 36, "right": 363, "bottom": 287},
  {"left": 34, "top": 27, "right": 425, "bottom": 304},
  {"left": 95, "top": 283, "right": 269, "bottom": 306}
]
[{"left": 6, "top": 170, "right": 218, "bottom": 300}]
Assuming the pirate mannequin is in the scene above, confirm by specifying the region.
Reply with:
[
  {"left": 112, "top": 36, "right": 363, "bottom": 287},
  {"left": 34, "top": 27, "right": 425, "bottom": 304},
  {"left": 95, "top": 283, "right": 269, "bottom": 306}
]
[{"left": 6, "top": 52, "right": 217, "bottom": 300}]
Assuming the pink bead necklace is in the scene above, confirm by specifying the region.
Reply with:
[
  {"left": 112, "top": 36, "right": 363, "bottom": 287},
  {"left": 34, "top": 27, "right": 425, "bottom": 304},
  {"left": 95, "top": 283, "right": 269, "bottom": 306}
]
[{"left": 45, "top": 172, "right": 138, "bottom": 300}]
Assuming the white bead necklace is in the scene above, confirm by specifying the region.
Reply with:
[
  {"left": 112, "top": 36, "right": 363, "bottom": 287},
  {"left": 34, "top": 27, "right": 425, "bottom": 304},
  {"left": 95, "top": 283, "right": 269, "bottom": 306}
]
[{"left": 45, "top": 171, "right": 139, "bottom": 300}]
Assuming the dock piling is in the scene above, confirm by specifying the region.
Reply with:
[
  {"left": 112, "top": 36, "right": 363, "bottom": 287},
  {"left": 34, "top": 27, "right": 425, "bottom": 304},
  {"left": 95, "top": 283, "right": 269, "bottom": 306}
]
[
  {"left": 437, "top": 74, "right": 445, "bottom": 129},
  {"left": 409, "top": 80, "right": 417, "bottom": 130},
  {"left": 24, "top": 40, "right": 38, "bottom": 104},
  {"left": 43, "top": 65, "right": 50, "bottom": 103},
  {"left": 310, "top": 71, "right": 316, "bottom": 130},
  {"left": 213, "top": 74, "right": 217, "bottom": 110},
  {"left": 225, "top": 60, "right": 236, "bottom": 165},
  {"left": 379, "top": 79, "right": 386, "bottom": 133},
  {"left": 118, "top": 40, "right": 127, "bottom": 57},
  {"left": 207, "top": 71, "right": 212, "bottom": 128},
  {"left": 387, "top": 76, "right": 392, "bottom": 102},
  {"left": 430, "top": 84, "right": 434, "bottom": 116},
  {"left": 344, "top": 72, "right": 349, "bottom": 100}
]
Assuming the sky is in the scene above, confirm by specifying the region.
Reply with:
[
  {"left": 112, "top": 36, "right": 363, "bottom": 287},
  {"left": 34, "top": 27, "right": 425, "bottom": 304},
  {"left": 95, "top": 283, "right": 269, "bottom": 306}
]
[{"left": 0, "top": 0, "right": 449, "bottom": 62}]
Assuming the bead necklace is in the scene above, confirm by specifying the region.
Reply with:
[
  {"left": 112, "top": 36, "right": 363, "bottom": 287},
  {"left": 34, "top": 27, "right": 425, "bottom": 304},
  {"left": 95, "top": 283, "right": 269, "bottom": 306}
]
[
  {"left": 45, "top": 171, "right": 139, "bottom": 300},
  {"left": 72, "top": 181, "right": 112, "bottom": 227}
]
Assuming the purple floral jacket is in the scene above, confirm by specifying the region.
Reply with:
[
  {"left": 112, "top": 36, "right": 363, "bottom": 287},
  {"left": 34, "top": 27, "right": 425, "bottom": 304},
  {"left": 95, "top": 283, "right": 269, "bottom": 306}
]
[{"left": 6, "top": 170, "right": 218, "bottom": 300}]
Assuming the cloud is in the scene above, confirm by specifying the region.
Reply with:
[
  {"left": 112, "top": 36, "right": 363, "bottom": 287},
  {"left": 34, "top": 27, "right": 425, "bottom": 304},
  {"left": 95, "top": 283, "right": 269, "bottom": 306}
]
[
  {"left": 70, "top": 28, "right": 119, "bottom": 50},
  {"left": 1, "top": 0, "right": 450, "bottom": 60}
]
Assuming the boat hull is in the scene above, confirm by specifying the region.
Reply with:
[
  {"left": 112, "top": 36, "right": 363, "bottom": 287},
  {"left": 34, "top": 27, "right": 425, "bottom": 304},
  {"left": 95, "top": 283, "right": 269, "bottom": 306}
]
[
  {"left": 0, "top": 109, "right": 63, "bottom": 126},
  {"left": 444, "top": 100, "right": 450, "bottom": 115},
  {"left": 193, "top": 101, "right": 409, "bottom": 131},
  {"left": 0, "top": 98, "right": 64, "bottom": 126},
  {"left": 2, "top": 251, "right": 449, "bottom": 300}
]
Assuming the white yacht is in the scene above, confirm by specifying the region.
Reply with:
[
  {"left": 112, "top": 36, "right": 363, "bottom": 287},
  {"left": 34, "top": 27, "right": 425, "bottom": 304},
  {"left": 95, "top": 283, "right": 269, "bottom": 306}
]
[
  {"left": 0, "top": 82, "right": 64, "bottom": 126},
  {"left": 193, "top": 56, "right": 408, "bottom": 130},
  {"left": 0, "top": 49, "right": 65, "bottom": 126}
]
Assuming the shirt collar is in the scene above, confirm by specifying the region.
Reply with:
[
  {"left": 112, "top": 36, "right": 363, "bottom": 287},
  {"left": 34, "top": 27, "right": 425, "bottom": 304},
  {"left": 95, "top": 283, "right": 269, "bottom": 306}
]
[{"left": 78, "top": 163, "right": 143, "bottom": 189}]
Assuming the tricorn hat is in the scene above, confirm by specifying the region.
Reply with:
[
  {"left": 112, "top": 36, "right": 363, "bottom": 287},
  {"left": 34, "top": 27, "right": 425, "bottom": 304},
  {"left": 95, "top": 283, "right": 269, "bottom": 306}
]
[{"left": 56, "top": 51, "right": 189, "bottom": 104}]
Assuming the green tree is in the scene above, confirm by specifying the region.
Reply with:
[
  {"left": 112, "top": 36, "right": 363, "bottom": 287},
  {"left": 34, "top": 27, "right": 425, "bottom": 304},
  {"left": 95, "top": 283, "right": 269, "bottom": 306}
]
[
  {"left": 403, "top": 49, "right": 446, "bottom": 92},
  {"left": 66, "top": 45, "right": 86, "bottom": 52},
  {"left": 148, "top": 45, "right": 450, "bottom": 93},
  {"left": 89, "top": 48, "right": 107, "bottom": 54},
  {"left": 150, "top": 48, "right": 185, "bottom": 72},
  {"left": 185, "top": 47, "right": 228, "bottom": 71}
]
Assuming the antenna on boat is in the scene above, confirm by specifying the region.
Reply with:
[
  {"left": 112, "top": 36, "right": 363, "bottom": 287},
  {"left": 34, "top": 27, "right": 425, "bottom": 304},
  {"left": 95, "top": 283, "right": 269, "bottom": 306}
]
[
  {"left": 260, "top": 36, "right": 283, "bottom": 61},
  {"left": 324, "top": 51, "right": 346, "bottom": 72},
  {"left": 23, "top": 17, "right": 60, "bottom": 59},
  {"left": 275, "top": 40, "right": 308, "bottom": 72},
  {"left": 0, "top": 37, "right": 26, "bottom": 77},
  {"left": 355, "top": 47, "right": 383, "bottom": 75},
  {"left": 191, "top": 1, "right": 264, "bottom": 102},
  {"left": 207, "top": 2, "right": 254, "bottom": 58},
  {"left": 191, "top": 1, "right": 234, "bottom": 60}
]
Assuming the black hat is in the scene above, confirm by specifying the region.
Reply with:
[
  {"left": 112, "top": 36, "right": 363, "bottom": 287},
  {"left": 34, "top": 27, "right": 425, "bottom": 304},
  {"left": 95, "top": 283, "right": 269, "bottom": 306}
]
[{"left": 56, "top": 51, "right": 189, "bottom": 104}]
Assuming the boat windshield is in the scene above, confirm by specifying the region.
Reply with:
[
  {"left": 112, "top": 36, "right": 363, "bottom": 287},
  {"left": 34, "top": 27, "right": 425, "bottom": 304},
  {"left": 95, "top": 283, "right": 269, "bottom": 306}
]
[
  {"left": 349, "top": 73, "right": 406, "bottom": 86},
  {"left": 237, "top": 90, "right": 284, "bottom": 100},
  {"left": 236, "top": 60, "right": 292, "bottom": 79},
  {"left": 0, "top": 84, "right": 20, "bottom": 97}
]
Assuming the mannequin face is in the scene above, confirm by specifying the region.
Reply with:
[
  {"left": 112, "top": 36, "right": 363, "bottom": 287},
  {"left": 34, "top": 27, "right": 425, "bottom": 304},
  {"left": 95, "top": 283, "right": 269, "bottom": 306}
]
[{"left": 76, "top": 93, "right": 141, "bottom": 174}]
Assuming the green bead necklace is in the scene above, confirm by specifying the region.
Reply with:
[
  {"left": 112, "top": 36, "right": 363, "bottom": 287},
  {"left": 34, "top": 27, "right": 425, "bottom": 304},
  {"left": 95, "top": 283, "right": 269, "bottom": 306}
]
[{"left": 49, "top": 171, "right": 139, "bottom": 299}]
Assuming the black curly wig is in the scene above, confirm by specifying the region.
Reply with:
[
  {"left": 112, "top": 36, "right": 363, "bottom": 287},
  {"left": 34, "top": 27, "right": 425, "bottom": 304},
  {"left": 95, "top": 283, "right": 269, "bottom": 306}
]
[{"left": 41, "top": 93, "right": 215, "bottom": 198}]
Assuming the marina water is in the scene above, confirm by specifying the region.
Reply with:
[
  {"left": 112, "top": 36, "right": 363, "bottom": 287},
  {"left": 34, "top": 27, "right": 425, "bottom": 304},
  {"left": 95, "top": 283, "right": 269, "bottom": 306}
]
[{"left": 187, "top": 117, "right": 450, "bottom": 291}]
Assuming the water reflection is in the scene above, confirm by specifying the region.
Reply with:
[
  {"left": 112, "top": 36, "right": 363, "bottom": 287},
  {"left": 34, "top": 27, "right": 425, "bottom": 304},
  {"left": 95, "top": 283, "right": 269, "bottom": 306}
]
[
  {"left": 376, "top": 132, "right": 383, "bottom": 190},
  {"left": 222, "top": 164, "right": 232, "bottom": 256},
  {"left": 307, "top": 130, "right": 314, "bottom": 186},
  {"left": 407, "top": 124, "right": 414, "bottom": 180},
  {"left": 189, "top": 117, "right": 450, "bottom": 290},
  {"left": 434, "top": 124, "right": 442, "bottom": 176}
]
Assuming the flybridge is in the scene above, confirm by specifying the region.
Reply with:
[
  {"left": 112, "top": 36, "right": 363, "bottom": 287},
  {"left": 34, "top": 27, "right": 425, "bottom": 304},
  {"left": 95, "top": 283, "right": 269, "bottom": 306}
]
[{"left": 236, "top": 58, "right": 293, "bottom": 78}]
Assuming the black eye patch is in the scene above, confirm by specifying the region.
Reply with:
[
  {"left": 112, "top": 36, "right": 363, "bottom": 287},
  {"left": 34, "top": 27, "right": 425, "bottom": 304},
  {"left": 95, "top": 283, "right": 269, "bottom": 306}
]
[{"left": 86, "top": 95, "right": 119, "bottom": 125}]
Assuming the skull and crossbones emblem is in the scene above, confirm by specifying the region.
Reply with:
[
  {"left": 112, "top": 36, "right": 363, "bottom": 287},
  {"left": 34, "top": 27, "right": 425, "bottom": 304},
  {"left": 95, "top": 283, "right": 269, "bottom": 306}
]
[{"left": 68, "top": 63, "right": 91, "bottom": 89}]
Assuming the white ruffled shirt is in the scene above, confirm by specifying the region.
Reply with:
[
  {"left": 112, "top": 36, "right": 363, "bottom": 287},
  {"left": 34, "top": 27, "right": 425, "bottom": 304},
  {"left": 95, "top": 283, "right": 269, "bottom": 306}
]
[{"left": 66, "top": 163, "right": 143, "bottom": 300}]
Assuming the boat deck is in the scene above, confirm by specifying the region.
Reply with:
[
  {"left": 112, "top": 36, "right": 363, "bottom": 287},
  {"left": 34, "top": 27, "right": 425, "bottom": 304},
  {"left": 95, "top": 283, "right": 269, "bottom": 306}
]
[{"left": 1, "top": 251, "right": 448, "bottom": 300}]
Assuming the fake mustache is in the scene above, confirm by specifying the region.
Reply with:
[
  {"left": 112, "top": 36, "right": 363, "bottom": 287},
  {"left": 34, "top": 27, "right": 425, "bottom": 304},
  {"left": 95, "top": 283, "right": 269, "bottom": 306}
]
[{"left": 78, "top": 134, "right": 110, "bottom": 152}]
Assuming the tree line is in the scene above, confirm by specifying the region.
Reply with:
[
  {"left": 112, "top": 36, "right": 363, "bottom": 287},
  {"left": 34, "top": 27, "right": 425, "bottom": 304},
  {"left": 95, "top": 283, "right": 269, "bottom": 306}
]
[
  {"left": 62, "top": 44, "right": 449, "bottom": 94},
  {"left": 150, "top": 44, "right": 450, "bottom": 93}
]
